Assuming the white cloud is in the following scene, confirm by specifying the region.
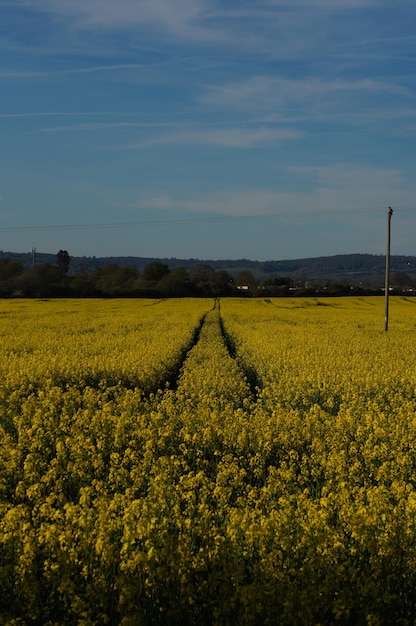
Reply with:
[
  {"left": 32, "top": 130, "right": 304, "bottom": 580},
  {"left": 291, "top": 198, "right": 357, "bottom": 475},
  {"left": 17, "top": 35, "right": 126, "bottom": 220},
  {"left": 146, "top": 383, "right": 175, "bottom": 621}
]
[
  {"left": 0, "top": 111, "right": 128, "bottom": 118},
  {"left": 7, "top": 0, "right": 416, "bottom": 67},
  {"left": 23, "top": 120, "right": 176, "bottom": 135},
  {"left": 0, "top": 70, "right": 47, "bottom": 79},
  {"left": 23, "top": 0, "right": 212, "bottom": 39},
  {"left": 120, "top": 125, "right": 303, "bottom": 149},
  {"left": 15, "top": 118, "right": 303, "bottom": 146},
  {"left": 285, "top": 164, "right": 408, "bottom": 191},
  {"left": 262, "top": 0, "right": 384, "bottom": 7},
  {"left": 128, "top": 164, "right": 415, "bottom": 223},
  {"left": 201, "top": 75, "right": 407, "bottom": 110},
  {"left": 198, "top": 75, "right": 416, "bottom": 133}
]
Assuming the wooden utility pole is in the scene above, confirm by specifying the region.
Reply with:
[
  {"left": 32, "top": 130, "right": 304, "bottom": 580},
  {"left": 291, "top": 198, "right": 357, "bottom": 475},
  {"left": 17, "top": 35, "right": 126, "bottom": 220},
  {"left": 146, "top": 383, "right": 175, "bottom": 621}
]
[
  {"left": 31, "top": 247, "right": 36, "bottom": 268},
  {"left": 384, "top": 207, "right": 393, "bottom": 332}
]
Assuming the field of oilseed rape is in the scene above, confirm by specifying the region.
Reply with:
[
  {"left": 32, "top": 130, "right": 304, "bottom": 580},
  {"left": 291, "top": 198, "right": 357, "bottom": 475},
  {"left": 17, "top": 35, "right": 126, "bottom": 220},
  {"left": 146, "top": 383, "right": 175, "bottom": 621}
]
[{"left": 1, "top": 297, "right": 416, "bottom": 625}]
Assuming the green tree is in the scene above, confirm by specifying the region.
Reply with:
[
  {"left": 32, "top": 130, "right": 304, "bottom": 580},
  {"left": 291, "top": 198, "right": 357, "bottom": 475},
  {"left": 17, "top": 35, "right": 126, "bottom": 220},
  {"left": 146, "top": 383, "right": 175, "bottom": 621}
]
[
  {"left": 392, "top": 271, "right": 413, "bottom": 289},
  {"left": 235, "top": 271, "right": 258, "bottom": 291},
  {"left": 16, "top": 264, "right": 66, "bottom": 297},
  {"left": 157, "top": 267, "right": 192, "bottom": 295},
  {"left": 0, "top": 259, "right": 24, "bottom": 296},
  {"left": 56, "top": 250, "right": 71, "bottom": 274},
  {"left": 189, "top": 264, "right": 217, "bottom": 295},
  {"left": 139, "top": 262, "right": 170, "bottom": 288},
  {"left": 210, "top": 270, "right": 234, "bottom": 296}
]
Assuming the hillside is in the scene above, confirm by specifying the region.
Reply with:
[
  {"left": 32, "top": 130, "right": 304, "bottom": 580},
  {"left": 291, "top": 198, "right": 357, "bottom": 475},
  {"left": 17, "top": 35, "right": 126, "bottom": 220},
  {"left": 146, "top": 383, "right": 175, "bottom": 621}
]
[{"left": 1, "top": 251, "right": 416, "bottom": 286}]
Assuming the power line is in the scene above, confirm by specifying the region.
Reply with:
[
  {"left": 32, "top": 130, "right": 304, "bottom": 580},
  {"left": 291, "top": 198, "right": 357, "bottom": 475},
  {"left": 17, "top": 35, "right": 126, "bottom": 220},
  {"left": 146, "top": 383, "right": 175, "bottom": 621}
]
[{"left": 0, "top": 206, "right": 406, "bottom": 234}]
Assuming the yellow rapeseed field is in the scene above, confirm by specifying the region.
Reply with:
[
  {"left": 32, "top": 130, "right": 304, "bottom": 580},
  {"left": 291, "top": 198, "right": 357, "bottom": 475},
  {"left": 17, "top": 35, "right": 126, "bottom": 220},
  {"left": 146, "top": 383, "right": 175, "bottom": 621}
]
[{"left": 1, "top": 296, "right": 416, "bottom": 625}]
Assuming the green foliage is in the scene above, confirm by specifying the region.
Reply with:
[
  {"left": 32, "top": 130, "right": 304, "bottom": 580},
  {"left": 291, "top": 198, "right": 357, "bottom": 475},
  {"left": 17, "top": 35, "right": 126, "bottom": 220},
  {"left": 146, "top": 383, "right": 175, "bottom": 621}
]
[{"left": 56, "top": 250, "right": 71, "bottom": 274}]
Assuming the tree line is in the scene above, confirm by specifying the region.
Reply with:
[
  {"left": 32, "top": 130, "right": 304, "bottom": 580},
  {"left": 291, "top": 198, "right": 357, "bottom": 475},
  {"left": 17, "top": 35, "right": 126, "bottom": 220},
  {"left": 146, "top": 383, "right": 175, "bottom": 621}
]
[
  {"left": 0, "top": 251, "right": 414, "bottom": 298},
  {"left": 0, "top": 252, "right": 238, "bottom": 298}
]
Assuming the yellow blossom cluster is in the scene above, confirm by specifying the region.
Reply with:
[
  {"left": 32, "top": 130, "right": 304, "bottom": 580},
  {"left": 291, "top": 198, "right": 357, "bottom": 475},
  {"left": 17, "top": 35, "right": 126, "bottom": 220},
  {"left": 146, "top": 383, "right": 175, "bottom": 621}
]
[
  {"left": 0, "top": 298, "right": 209, "bottom": 393},
  {"left": 1, "top": 296, "right": 416, "bottom": 624}
]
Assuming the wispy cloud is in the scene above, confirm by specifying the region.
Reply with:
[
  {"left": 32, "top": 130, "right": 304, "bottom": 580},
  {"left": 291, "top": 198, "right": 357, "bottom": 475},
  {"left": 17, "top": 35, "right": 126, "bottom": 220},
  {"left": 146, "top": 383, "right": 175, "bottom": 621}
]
[
  {"left": 3, "top": 0, "right": 416, "bottom": 259},
  {"left": 262, "top": 0, "right": 387, "bottom": 7},
  {"left": 0, "top": 70, "right": 47, "bottom": 79},
  {"left": 23, "top": 120, "right": 178, "bottom": 135},
  {"left": 286, "top": 164, "right": 409, "bottom": 191},
  {"left": 6, "top": 0, "right": 416, "bottom": 66},
  {"left": 21, "top": 0, "right": 212, "bottom": 40},
  {"left": 198, "top": 74, "right": 416, "bottom": 132},
  {"left": 0, "top": 111, "right": 126, "bottom": 118},
  {"left": 2, "top": 109, "right": 304, "bottom": 147},
  {"left": 124, "top": 164, "right": 413, "bottom": 228},
  {"left": 119, "top": 125, "right": 303, "bottom": 149},
  {"left": 0, "top": 63, "right": 159, "bottom": 80},
  {"left": 201, "top": 75, "right": 408, "bottom": 109}
]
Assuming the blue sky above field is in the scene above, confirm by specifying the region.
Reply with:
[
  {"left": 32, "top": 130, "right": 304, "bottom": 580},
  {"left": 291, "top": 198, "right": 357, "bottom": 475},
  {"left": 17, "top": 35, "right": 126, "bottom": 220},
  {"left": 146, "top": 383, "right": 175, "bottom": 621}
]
[{"left": 1, "top": 0, "right": 416, "bottom": 261}]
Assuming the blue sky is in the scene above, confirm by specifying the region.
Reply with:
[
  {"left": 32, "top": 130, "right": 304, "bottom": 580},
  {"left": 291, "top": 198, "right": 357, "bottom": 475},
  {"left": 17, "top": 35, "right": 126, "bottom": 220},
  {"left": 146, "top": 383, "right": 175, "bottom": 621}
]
[{"left": 1, "top": 0, "right": 416, "bottom": 261}]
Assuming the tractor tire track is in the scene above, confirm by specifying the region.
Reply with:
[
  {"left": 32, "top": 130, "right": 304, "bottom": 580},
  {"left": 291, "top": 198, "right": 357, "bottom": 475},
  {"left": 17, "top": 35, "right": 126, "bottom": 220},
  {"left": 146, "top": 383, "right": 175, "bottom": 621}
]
[{"left": 217, "top": 309, "right": 262, "bottom": 401}]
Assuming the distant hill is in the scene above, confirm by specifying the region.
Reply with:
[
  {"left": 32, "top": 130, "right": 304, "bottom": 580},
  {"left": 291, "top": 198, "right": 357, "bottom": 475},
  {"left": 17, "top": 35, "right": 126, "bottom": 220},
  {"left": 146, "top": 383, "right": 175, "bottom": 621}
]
[{"left": 1, "top": 251, "right": 416, "bottom": 286}]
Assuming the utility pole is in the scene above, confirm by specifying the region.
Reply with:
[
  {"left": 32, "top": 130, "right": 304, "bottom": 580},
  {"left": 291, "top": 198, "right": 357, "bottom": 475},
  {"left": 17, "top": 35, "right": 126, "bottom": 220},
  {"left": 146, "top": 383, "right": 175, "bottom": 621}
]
[
  {"left": 31, "top": 247, "right": 36, "bottom": 268},
  {"left": 384, "top": 207, "right": 393, "bottom": 332}
]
